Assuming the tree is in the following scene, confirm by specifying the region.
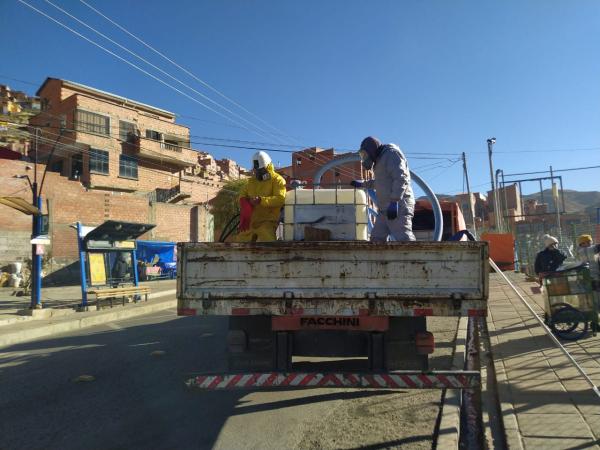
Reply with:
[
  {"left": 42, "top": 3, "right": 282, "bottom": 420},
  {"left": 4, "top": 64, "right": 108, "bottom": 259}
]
[{"left": 211, "top": 177, "right": 248, "bottom": 232}]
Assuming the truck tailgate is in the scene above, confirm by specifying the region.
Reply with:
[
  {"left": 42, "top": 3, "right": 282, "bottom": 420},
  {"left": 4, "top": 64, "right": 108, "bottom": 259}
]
[{"left": 177, "top": 241, "right": 488, "bottom": 317}]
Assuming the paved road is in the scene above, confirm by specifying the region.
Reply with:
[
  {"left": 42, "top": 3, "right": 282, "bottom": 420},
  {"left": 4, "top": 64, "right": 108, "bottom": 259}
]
[{"left": 0, "top": 310, "right": 458, "bottom": 450}]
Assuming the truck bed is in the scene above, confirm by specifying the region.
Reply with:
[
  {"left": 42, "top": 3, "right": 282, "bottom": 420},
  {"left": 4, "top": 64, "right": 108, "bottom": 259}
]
[{"left": 177, "top": 241, "right": 488, "bottom": 317}]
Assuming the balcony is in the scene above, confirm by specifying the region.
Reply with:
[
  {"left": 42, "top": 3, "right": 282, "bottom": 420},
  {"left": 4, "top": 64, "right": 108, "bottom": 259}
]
[
  {"left": 149, "top": 181, "right": 192, "bottom": 203},
  {"left": 132, "top": 136, "right": 196, "bottom": 168}
]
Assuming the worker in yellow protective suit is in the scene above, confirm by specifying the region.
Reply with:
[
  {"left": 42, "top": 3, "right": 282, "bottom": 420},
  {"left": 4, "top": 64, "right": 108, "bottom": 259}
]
[{"left": 236, "top": 151, "right": 286, "bottom": 242}]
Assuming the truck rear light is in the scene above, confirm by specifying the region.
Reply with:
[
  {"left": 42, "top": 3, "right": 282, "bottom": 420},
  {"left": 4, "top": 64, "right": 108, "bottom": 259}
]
[
  {"left": 415, "top": 331, "right": 435, "bottom": 354},
  {"left": 413, "top": 308, "right": 433, "bottom": 316},
  {"left": 232, "top": 308, "right": 250, "bottom": 315},
  {"left": 467, "top": 309, "right": 487, "bottom": 317},
  {"left": 177, "top": 308, "right": 197, "bottom": 316}
]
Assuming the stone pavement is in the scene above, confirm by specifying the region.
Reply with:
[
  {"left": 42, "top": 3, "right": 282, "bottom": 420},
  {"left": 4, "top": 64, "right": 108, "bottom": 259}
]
[{"left": 489, "top": 271, "right": 600, "bottom": 449}]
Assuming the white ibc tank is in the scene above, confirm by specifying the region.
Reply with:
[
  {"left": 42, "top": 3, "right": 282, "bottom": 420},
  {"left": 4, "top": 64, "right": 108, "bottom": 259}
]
[{"left": 284, "top": 189, "right": 369, "bottom": 241}]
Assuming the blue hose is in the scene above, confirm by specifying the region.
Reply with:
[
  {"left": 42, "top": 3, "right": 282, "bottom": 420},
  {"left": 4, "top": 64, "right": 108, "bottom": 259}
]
[{"left": 313, "top": 153, "right": 444, "bottom": 241}]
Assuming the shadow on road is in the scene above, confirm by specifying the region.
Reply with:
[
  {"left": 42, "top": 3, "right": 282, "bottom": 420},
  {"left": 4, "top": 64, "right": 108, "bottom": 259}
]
[{"left": 0, "top": 313, "right": 434, "bottom": 450}]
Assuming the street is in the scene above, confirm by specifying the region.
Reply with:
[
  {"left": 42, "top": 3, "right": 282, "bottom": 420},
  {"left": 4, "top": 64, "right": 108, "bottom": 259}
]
[{"left": 0, "top": 310, "right": 458, "bottom": 450}]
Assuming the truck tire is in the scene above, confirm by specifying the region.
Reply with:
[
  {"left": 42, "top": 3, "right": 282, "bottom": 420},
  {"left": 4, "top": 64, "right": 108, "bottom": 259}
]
[
  {"left": 384, "top": 317, "right": 428, "bottom": 371},
  {"left": 227, "top": 316, "right": 275, "bottom": 372}
]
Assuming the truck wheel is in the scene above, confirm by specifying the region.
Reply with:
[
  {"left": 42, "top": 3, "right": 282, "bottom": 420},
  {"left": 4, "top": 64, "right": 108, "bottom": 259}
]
[
  {"left": 227, "top": 316, "right": 275, "bottom": 372},
  {"left": 385, "top": 317, "right": 428, "bottom": 371}
]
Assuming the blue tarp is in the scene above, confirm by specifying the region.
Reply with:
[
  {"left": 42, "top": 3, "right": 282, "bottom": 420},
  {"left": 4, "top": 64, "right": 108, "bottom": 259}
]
[{"left": 136, "top": 240, "right": 176, "bottom": 264}]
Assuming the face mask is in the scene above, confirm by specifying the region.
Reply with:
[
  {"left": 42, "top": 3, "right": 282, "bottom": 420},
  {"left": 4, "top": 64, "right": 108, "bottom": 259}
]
[
  {"left": 255, "top": 167, "right": 271, "bottom": 181},
  {"left": 359, "top": 149, "right": 374, "bottom": 170}
]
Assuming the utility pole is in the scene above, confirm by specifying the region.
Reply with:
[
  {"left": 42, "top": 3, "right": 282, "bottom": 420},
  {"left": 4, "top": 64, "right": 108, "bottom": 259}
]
[
  {"left": 29, "top": 127, "right": 62, "bottom": 309},
  {"left": 462, "top": 152, "right": 477, "bottom": 236},
  {"left": 487, "top": 137, "right": 501, "bottom": 232},
  {"left": 31, "top": 127, "right": 42, "bottom": 309},
  {"left": 550, "top": 165, "right": 562, "bottom": 238}
]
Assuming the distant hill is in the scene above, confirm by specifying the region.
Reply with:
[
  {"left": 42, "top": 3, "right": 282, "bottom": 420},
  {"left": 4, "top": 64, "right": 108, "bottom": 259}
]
[
  {"left": 522, "top": 189, "right": 600, "bottom": 217},
  {"left": 418, "top": 189, "right": 600, "bottom": 219}
]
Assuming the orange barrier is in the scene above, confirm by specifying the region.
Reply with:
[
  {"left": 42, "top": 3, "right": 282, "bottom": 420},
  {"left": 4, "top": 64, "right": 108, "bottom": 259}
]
[{"left": 480, "top": 233, "right": 515, "bottom": 271}]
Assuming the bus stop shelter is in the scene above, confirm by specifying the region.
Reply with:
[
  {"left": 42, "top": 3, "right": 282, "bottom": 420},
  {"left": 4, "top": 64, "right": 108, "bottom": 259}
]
[{"left": 75, "top": 220, "right": 156, "bottom": 307}]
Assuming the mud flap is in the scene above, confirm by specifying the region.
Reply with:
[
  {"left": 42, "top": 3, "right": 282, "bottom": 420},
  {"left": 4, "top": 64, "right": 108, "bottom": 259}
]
[
  {"left": 385, "top": 317, "right": 428, "bottom": 371},
  {"left": 227, "top": 316, "right": 275, "bottom": 371}
]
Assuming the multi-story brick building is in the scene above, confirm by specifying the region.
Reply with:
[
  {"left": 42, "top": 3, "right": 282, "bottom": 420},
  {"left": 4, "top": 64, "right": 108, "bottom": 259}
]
[
  {"left": 281, "top": 147, "right": 364, "bottom": 188},
  {"left": 0, "top": 78, "right": 247, "bottom": 279},
  {"left": 30, "top": 78, "right": 207, "bottom": 201}
]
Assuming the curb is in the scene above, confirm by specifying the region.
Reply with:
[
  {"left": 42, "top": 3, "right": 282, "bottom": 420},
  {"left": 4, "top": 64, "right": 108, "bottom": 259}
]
[
  {"left": 0, "top": 290, "right": 176, "bottom": 349},
  {"left": 435, "top": 316, "right": 467, "bottom": 449}
]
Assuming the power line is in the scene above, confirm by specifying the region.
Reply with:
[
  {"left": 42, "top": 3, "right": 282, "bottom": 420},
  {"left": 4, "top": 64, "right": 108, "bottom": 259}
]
[
  {"left": 43, "top": 0, "right": 291, "bottom": 145},
  {"left": 11, "top": 128, "right": 243, "bottom": 197},
  {"left": 503, "top": 164, "right": 600, "bottom": 178},
  {"left": 8, "top": 121, "right": 362, "bottom": 185},
  {"left": 79, "top": 0, "right": 303, "bottom": 147},
  {"left": 17, "top": 0, "right": 287, "bottom": 144},
  {"left": 0, "top": 73, "right": 465, "bottom": 161},
  {"left": 0, "top": 74, "right": 40, "bottom": 87}
]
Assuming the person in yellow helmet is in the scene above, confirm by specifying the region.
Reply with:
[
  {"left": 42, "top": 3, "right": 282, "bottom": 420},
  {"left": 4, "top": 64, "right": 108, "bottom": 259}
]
[
  {"left": 236, "top": 151, "right": 286, "bottom": 242},
  {"left": 576, "top": 234, "right": 600, "bottom": 282}
]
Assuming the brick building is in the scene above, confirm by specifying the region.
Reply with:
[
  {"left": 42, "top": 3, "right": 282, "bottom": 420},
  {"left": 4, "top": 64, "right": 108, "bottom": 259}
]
[
  {"left": 0, "top": 78, "right": 246, "bottom": 280},
  {"left": 281, "top": 147, "right": 364, "bottom": 188}
]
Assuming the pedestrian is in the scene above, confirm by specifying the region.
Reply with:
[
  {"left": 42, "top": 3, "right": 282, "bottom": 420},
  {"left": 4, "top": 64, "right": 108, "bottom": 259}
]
[
  {"left": 236, "top": 151, "right": 286, "bottom": 242},
  {"left": 576, "top": 234, "right": 600, "bottom": 283},
  {"left": 534, "top": 234, "right": 567, "bottom": 285},
  {"left": 351, "top": 136, "right": 415, "bottom": 242},
  {"left": 111, "top": 253, "right": 130, "bottom": 287}
]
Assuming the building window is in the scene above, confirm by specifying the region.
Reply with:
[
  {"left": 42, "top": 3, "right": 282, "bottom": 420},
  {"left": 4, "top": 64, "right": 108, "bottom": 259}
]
[
  {"left": 119, "top": 120, "right": 137, "bottom": 143},
  {"left": 89, "top": 149, "right": 109, "bottom": 174},
  {"left": 145, "top": 129, "right": 162, "bottom": 141},
  {"left": 75, "top": 110, "right": 110, "bottom": 136},
  {"left": 59, "top": 114, "right": 67, "bottom": 131},
  {"left": 119, "top": 154, "right": 138, "bottom": 179},
  {"left": 71, "top": 154, "right": 83, "bottom": 180}
]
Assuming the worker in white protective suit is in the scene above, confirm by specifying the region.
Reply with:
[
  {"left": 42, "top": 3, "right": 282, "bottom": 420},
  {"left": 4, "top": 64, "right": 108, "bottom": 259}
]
[{"left": 351, "top": 136, "right": 416, "bottom": 242}]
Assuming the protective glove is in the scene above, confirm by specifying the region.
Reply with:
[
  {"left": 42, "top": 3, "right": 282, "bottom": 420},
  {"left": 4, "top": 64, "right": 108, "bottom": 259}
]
[
  {"left": 386, "top": 201, "right": 399, "bottom": 220},
  {"left": 350, "top": 180, "right": 365, "bottom": 188}
]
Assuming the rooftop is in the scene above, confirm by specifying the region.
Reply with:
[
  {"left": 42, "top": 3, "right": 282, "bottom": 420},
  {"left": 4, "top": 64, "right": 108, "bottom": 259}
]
[{"left": 36, "top": 77, "right": 177, "bottom": 120}]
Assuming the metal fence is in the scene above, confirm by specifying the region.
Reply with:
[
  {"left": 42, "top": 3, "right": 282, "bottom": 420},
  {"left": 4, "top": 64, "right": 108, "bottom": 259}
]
[{"left": 514, "top": 219, "right": 599, "bottom": 277}]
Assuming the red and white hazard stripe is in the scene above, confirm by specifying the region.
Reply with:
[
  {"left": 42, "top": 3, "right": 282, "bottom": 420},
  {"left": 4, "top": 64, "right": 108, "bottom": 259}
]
[{"left": 186, "top": 371, "right": 479, "bottom": 390}]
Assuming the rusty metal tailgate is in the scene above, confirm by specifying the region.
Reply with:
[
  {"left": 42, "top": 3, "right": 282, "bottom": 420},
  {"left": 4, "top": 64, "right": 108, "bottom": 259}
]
[{"left": 177, "top": 241, "right": 488, "bottom": 316}]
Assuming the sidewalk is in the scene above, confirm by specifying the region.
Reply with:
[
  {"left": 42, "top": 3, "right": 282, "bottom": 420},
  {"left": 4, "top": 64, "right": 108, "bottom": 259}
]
[
  {"left": 488, "top": 272, "right": 600, "bottom": 449},
  {"left": 0, "top": 279, "right": 176, "bottom": 334},
  {"left": 0, "top": 279, "right": 177, "bottom": 348}
]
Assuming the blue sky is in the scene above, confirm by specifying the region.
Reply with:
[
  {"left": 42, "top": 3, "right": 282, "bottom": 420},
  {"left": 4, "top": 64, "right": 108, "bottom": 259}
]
[{"left": 2, "top": 0, "right": 599, "bottom": 197}]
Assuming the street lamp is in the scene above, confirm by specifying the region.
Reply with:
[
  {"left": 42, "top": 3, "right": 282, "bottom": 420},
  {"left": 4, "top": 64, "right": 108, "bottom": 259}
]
[
  {"left": 487, "top": 138, "right": 502, "bottom": 231},
  {"left": 13, "top": 174, "right": 33, "bottom": 191}
]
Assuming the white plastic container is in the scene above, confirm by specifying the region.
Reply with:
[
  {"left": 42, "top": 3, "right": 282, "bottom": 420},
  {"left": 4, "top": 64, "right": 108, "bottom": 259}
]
[
  {"left": 9, "top": 262, "right": 22, "bottom": 275},
  {"left": 284, "top": 189, "right": 369, "bottom": 241},
  {"left": 9, "top": 274, "right": 21, "bottom": 288}
]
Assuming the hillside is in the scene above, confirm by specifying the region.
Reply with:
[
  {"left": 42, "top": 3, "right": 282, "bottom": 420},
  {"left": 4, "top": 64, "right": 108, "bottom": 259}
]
[
  {"left": 418, "top": 189, "right": 600, "bottom": 219},
  {"left": 522, "top": 189, "right": 600, "bottom": 216}
]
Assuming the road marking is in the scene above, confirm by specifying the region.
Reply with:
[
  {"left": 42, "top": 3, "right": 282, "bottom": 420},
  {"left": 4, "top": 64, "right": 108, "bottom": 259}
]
[
  {"left": 129, "top": 341, "right": 161, "bottom": 347},
  {"left": 73, "top": 374, "right": 95, "bottom": 382}
]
